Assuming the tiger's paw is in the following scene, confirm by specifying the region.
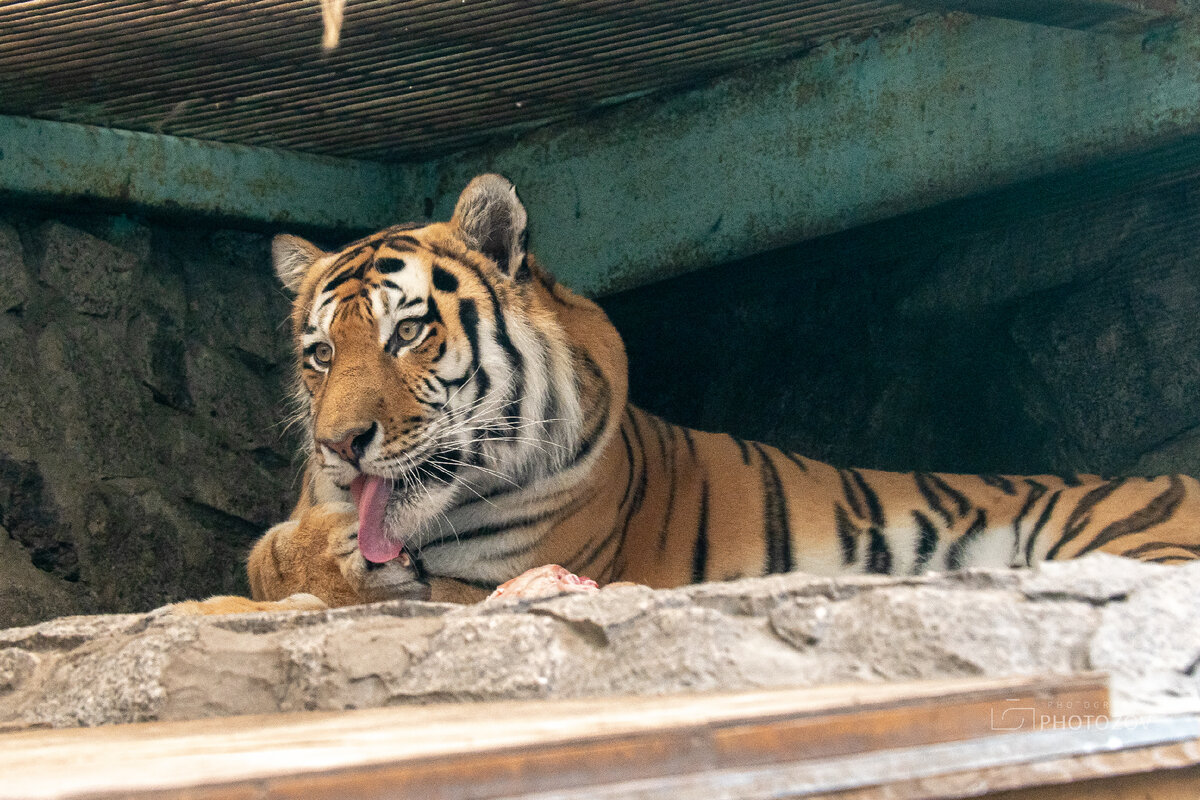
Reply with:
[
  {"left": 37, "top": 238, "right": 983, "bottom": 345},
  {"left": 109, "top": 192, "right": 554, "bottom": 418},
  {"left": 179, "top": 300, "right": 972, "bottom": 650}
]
[
  {"left": 487, "top": 564, "right": 601, "bottom": 601},
  {"left": 166, "top": 593, "right": 329, "bottom": 616},
  {"left": 321, "top": 501, "right": 431, "bottom": 603}
]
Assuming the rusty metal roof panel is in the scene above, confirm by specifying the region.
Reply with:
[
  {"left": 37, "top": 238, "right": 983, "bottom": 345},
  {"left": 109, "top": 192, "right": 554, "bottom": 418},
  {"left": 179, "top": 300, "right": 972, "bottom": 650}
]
[{"left": 0, "top": 0, "right": 917, "bottom": 161}]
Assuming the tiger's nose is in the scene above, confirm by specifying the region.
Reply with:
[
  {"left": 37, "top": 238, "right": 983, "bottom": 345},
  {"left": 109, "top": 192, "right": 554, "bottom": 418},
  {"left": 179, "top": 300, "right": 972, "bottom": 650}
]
[{"left": 320, "top": 422, "right": 378, "bottom": 466}]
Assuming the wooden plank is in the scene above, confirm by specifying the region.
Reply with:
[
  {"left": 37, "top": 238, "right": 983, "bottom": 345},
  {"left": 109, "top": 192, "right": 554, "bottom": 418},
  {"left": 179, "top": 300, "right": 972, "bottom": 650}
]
[
  {"left": 825, "top": 737, "right": 1200, "bottom": 799},
  {"left": 983, "top": 764, "right": 1200, "bottom": 800},
  {"left": 501, "top": 717, "right": 1200, "bottom": 800},
  {"left": 0, "top": 674, "right": 1108, "bottom": 800}
]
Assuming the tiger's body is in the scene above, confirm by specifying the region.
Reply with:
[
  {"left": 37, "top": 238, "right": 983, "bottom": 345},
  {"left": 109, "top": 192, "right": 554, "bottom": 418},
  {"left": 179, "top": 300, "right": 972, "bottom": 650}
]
[{"left": 183, "top": 175, "right": 1200, "bottom": 615}]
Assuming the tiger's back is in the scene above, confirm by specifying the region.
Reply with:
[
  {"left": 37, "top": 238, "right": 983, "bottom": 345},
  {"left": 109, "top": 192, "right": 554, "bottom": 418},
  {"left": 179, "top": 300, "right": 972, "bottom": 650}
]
[{"left": 587, "top": 410, "right": 1200, "bottom": 589}]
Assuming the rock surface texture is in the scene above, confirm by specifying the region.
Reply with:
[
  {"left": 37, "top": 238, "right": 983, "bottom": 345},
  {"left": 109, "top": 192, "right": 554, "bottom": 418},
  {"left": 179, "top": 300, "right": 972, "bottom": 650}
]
[
  {"left": 1, "top": 555, "right": 1196, "bottom": 731},
  {"left": 0, "top": 212, "right": 296, "bottom": 627}
]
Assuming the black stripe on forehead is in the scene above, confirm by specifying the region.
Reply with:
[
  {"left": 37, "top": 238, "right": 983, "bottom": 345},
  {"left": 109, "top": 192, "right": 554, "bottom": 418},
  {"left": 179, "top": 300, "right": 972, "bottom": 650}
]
[
  {"left": 433, "top": 264, "right": 459, "bottom": 292},
  {"left": 329, "top": 243, "right": 374, "bottom": 271},
  {"left": 322, "top": 269, "right": 357, "bottom": 294},
  {"left": 373, "top": 256, "right": 409, "bottom": 274},
  {"left": 371, "top": 231, "right": 431, "bottom": 274},
  {"left": 332, "top": 293, "right": 375, "bottom": 324},
  {"left": 385, "top": 233, "right": 422, "bottom": 250},
  {"left": 336, "top": 229, "right": 390, "bottom": 253},
  {"left": 320, "top": 247, "right": 374, "bottom": 294},
  {"left": 331, "top": 223, "right": 422, "bottom": 256},
  {"left": 426, "top": 240, "right": 465, "bottom": 261}
]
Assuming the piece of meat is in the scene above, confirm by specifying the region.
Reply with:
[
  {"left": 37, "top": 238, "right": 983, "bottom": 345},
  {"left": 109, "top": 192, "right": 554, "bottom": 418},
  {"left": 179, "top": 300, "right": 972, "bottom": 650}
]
[{"left": 487, "top": 564, "right": 599, "bottom": 601}]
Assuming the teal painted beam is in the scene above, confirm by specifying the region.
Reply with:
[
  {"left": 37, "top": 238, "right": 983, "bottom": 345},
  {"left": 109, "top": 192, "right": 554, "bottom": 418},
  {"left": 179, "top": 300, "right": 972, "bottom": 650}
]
[
  {"left": 414, "top": 13, "right": 1200, "bottom": 296},
  {"left": 0, "top": 115, "right": 409, "bottom": 232}
]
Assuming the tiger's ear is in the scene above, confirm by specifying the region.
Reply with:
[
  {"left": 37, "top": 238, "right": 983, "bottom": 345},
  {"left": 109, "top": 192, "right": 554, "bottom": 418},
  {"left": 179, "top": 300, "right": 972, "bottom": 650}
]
[
  {"left": 272, "top": 234, "right": 326, "bottom": 293},
  {"left": 451, "top": 174, "right": 529, "bottom": 280}
]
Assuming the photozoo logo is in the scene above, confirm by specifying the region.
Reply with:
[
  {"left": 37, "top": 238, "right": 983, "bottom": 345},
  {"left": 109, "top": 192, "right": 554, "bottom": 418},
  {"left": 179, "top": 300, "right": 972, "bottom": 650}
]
[{"left": 990, "top": 697, "right": 1113, "bottom": 731}]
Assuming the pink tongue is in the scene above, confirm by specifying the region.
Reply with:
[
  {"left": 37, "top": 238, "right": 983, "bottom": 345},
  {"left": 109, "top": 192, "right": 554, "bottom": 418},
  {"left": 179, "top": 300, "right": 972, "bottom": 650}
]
[{"left": 350, "top": 475, "right": 403, "bottom": 563}]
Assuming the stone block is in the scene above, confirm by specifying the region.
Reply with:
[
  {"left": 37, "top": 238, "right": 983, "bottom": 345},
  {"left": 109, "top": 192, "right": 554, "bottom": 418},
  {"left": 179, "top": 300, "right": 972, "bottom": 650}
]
[
  {"left": 36, "top": 222, "right": 139, "bottom": 317},
  {"left": 1124, "top": 265, "right": 1200, "bottom": 420},
  {"left": 179, "top": 231, "right": 291, "bottom": 370},
  {"left": 0, "top": 647, "right": 38, "bottom": 693},
  {"left": 0, "top": 529, "right": 87, "bottom": 630},
  {"left": 79, "top": 482, "right": 255, "bottom": 613},
  {"left": 0, "top": 456, "right": 78, "bottom": 581},
  {"left": 0, "top": 316, "right": 45, "bottom": 453},
  {"left": 1010, "top": 277, "right": 1193, "bottom": 471},
  {"left": 1091, "top": 560, "right": 1200, "bottom": 714},
  {"left": 128, "top": 308, "right": 194, "bottom": 413},
  {"left": 185, "top": 343, "right": 286, "bottom": 452},
  {"left": 1127, "top": 425, "right": 1200, "bottom": 476},
  {"left": 0, "top": 223, "right": 29, "bottom": 313},
  {"left": 34, "top": 319, "right": 156, "bottom": 479}
]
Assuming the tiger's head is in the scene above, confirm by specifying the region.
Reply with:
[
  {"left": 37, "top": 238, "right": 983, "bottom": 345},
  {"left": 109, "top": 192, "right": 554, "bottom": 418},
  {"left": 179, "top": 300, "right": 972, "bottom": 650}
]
[{"left": 272, "top": 175, "right": 621, "bottom": 565}]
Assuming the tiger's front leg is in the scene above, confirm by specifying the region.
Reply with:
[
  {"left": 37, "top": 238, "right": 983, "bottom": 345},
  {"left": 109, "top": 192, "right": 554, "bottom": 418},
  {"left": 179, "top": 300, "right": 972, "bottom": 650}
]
[
  {"left": 177, "top": 505, "right": 599, "bottom": 614},
  {"left": 174, "top": 502, "right": 430, "bottom": 615},
  {"left": 245, "top": 505, "right": 616, "bottom": 605},
  {"left": 250, "top": 502, "right": 432, "bottom": 607}
]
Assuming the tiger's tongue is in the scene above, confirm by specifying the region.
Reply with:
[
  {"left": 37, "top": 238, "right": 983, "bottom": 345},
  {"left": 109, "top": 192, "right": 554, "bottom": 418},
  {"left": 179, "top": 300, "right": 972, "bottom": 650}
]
[{"left": 350, "top": 475, "right": 403, "bottom": 563}]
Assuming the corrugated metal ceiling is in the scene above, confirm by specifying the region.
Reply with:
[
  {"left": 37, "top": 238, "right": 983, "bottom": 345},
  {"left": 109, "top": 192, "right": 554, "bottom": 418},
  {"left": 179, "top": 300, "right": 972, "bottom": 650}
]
[
  {"left": 0, "top": 0, "right": 917, "bottom": 161},
  {"left": 0, "top": 1, "right": 1179, "bottom": 163}
]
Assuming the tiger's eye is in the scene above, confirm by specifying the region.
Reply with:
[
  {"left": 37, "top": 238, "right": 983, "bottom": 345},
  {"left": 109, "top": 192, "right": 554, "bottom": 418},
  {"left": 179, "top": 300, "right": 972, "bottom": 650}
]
[
  {"left": 395, "top": 320, "right": 424, "bottom": 344},
  {"left": 313, "top": 342, "right": 333, "bottom": 367}
]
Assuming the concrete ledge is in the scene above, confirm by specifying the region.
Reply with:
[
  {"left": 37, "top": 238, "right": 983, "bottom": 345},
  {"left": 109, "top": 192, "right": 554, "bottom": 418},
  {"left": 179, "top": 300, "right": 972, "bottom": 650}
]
[
  {"left": 0, "top": 116, "right": 407, "bottom": 232},
  {"left": 1, "top": 554, "right": 1197, "bottom": 730}
]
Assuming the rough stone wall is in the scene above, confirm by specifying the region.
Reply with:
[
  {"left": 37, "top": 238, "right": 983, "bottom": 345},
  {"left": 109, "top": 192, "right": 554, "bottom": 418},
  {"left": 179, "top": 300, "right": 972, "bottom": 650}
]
[
  {"left": 603, "top": 161, "right": 1200, "bottom": 478},
  {"left": 0, "top": 210, "right": 298, "bottom": 628},
  {"left": 1, "top": 556, "right": 1196, "bottom": 730}
]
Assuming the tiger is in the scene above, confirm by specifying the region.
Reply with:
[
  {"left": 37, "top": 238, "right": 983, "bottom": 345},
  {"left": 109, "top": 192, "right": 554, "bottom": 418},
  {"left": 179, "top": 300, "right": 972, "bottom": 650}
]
[{"left": 179, "top": 173, "right": 1200, "bottom": 614}]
